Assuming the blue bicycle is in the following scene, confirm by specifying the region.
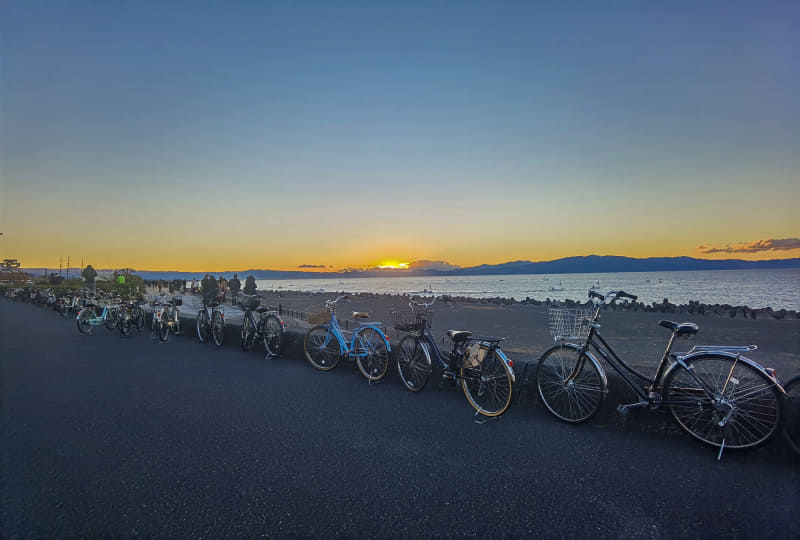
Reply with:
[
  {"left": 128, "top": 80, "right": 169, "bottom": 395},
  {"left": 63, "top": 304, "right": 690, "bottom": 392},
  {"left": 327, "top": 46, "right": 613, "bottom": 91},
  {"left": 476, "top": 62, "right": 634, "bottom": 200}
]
[
  {"left": 394, "top": 296, "right": 516, "bottom": 417},
  {"left": 303, "top": 296, "right": 391, "bottom": 382},
  {"left": 76, "top": 292, "right": 121, "bottom": 335}
]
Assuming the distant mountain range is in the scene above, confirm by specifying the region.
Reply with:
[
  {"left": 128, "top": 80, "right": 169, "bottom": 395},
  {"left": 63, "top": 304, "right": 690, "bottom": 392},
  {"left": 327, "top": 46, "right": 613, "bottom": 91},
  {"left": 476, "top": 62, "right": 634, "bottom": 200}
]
[{"left": 23, "top": 256, "right": 800, "bottom": 281}]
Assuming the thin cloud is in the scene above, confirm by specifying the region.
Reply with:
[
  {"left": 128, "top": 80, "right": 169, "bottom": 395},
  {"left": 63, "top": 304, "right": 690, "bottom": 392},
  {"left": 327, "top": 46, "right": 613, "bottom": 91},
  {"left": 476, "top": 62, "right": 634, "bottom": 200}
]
[
  {"left": 298, "top": 264, "right": 331, "bottom": 269},
  {"left": 408, "top": 260, "right": 460, "bottom": 271},
  {"left": 697, "top": 238, "right": 800, "bottom": 254}
]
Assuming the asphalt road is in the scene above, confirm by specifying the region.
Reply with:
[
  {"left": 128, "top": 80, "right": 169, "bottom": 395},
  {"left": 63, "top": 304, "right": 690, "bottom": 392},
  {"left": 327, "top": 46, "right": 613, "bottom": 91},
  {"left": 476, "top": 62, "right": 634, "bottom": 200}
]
[{"left": 2, "top": 300, "right": 798, "bottom": 538}]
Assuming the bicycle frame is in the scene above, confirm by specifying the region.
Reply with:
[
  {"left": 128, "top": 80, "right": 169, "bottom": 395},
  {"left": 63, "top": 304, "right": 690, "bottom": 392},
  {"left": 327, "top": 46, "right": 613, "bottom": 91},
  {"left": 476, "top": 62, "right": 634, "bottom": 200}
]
[
  {"left": 321, "top": 311, "right": 391, "bottom": 358},
  {"left": 573, "top": 296, "right": 777, "bottom": 407},
  {"left": 405, "top": 314, "right": 514, "bottom": 382},
  {"left": 80, "top": 303, "right": 110, "bottom": 326}
]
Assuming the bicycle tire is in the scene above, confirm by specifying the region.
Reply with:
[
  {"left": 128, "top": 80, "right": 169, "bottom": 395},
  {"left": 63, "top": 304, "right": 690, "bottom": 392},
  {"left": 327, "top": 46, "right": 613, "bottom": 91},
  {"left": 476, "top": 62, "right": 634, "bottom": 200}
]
[
  {"left": 536, "top": 343, "right": 604, "bottom": 423},
  {"left": 262, "top": 314, "right": 285, "bottom": 358},
  {"left": 135, "top": 306, "right": 146, "bottom": 331},
  {"left": 782, "top": 375, "right": 800, "bottom": 454},
  {"left": 104, "top": 306, "right": 117, "bottom": 330},
  {"left": 461, "top": 348, "right": 514, "bottom": 417},
  {"left": 117, "top": 311, "right": 131, "bottom": 336},
  {"left": 354, "top": 327, "right": 390, "bottom": 382},
  {"left": 396, "top": 335, "right": 432, "bottom": 392},
  {"left": 663, "top": 354, "right": 782, "bottom": 450},
  {"left": 77, "top": 308, "right": 94, "bottom": 335},
  {"left": 304, "top": 325, "right": 341, "bottom": 370},
  {"left": 241, "top": 313, "right": 256, "bottom": 351},
  {"left": 196, "top": 309, "right": 209, "bottom": 342},
  {"left": 158, "top": 311, "right": 170, "bottom": 342},
  {"left": 211, "top": 311, "right": 224, "bottom": 347}
]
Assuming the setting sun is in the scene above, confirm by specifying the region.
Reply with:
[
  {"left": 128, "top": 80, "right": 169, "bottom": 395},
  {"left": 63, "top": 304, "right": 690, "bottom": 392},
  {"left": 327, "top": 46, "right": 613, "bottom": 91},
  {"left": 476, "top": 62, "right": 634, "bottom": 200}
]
[{"left": 376, "top": 261, "right": 410, "bottom": 270}]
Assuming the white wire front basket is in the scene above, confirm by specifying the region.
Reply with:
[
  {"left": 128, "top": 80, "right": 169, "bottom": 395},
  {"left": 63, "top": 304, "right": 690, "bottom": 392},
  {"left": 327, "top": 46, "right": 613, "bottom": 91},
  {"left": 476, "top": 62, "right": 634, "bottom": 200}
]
[{"left": 548, "top": 307, "right": 593, "bottom": 342}]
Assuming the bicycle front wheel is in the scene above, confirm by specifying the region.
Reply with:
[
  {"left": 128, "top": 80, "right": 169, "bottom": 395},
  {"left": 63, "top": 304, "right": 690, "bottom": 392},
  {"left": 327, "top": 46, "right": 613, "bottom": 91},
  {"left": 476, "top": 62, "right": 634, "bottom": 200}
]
[
  {"left": 211, "top": 311, "right": 224, "bottom": 347},
  {"left": 105, "top": 307, "right": 118, "bottom": 330},
  {"left": 536, "top": 343, "right": 604, "bottom": 423},
  {"left": 355, "top": 327, "right": 390, "bottom": 381},
  {"left": 241, "top": 313, "right": 256, "bottom": 351},
  {"left": 158, "top": 311, "right": 170, "bottom": 342},
  {"left": 304, "top": 325, "right": 341, "bottom": 370},
  {"left": 196, "top": 310, "right": 209, "bottom": 342},
  {"left": 461, "top": 349, "right": 513, "bottom": 417},
  {"left": 396, "top": 335, "right": 431, "bottom": 392},
  {"left": 135, "top": 307, "right": 146, "bottom": 331},
  {"left": 664, "top": 354, "right": 781, "bottom": 450},
  {"left": 783, "top": 375, "right": 800, "bottom": 454},
  {"left": 262, "top": 314, "right": 285, "bottom": 358},
  {"left": 117, "top": 312, "right": 131, "bottom": 336},
  {"left": 77, "top": 308, "right": 94, "bottom": 335}
]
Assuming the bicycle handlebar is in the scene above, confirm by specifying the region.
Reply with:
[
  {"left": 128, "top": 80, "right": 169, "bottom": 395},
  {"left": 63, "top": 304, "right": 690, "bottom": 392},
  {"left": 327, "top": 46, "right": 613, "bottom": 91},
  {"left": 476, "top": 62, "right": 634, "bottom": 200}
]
[
  {"left": 408, "top": 295, "right": 447, "bottom": 310},
  {"left": 325, "top": 295, "right": 349, "bottom": 310},
  {"left": 589, "top": 290, "right": 639, "bottom": 303}
]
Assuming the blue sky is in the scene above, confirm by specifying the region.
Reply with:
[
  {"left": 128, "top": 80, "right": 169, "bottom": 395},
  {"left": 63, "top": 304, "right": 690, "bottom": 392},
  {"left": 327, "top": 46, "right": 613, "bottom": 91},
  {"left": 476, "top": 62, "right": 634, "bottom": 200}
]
[{"left": 1, "top": 1, "right": 798, "bottom": 271}]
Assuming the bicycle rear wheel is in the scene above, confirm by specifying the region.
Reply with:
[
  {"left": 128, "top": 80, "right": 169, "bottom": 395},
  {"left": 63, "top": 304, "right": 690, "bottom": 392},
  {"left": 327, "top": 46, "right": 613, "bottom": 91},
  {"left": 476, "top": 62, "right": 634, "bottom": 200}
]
[
  {"left": 241, "top": 312, "right": 256, "bottom": 351},
  {"left": 211, "top": 311, "right": 224, "bottom": 347},
  {"left": 461, "top": 349, "right": 513, "bottom": 417},
  {"left": 304, "top": 325, "right": 341, "bottom": 370},
  {"left": 664, "top": 354, "right": 781, "bottom": 450},
  {"left": 783, "top": 375, "right": 800, "bottom": 454},
  {"left": 196, "top": 309, "right": 209, "bottom": 342},
  {"left": 262, "top": 314, "right": 285, "bottom": 358},
  {"left": 355, "top": 327, "right": 390, "bottom": 382},
  {"left": 158, "top": 311, "right": 170, "bottom": 342},
  {"left": 396, "top": 335, "right": 432, "bottom": 392},
  {"left": 536, "top": 343, "right": 604, "bottom": 423}
]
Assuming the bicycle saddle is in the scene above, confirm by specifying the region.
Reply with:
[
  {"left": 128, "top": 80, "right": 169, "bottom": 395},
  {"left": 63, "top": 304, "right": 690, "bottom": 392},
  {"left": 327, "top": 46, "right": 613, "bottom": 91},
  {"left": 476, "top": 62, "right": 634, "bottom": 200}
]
[
  {"left": 659, "top": 320, "right": 699, "bottom": 336},
  {"left": 256, "top": 307, "right": 269, "bottom": 313},
  {"left": 206, "top": 301, "right": 220, "bottom": 308},
  {"left": 447, "top": 330, "right": 472, "bottom": 342},
  {"left": 352, "top": 311, "right": 369, "bottom": 320}
]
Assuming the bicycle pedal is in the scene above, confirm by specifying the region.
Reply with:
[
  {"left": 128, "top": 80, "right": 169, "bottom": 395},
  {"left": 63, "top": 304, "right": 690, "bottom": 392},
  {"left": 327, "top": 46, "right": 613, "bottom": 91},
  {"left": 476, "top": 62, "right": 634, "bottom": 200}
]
[{"left": 617, "top": 401, "right": 648, "bottom": 415}]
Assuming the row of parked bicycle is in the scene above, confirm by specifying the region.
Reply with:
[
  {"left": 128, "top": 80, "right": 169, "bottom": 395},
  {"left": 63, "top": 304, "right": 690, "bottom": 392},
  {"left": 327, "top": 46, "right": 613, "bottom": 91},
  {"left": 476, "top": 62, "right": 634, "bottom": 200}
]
[{"left": 8, "top": 285, "right": 798, "bottom": 459}]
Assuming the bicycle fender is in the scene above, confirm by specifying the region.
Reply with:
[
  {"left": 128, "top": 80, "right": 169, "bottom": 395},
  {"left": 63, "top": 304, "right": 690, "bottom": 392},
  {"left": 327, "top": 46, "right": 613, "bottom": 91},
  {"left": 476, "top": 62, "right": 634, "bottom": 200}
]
[
  {"left": 665, "top": 350, "right": 782, "bottom": 392},
  {"left": 493, "top": 348, "right": 516, "bottom": 383}
]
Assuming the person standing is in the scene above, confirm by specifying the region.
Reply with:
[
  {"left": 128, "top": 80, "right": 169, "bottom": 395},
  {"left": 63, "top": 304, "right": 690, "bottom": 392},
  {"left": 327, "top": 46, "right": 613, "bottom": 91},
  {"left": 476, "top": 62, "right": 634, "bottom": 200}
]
[
  {"left": 218, "top": 275, "right": 228, "bottom": 304},
  {"left": 243, "top": 275, "right": 257, "bottom": 295},
  {"left": 201, "top": 274, "right": 218, "bottom": 306},
  {"left": 82, "top": 264, "right": 98, "bottom": 295},
  {"left": 228, "top": 273, "right": 241, "bottom": 305}
]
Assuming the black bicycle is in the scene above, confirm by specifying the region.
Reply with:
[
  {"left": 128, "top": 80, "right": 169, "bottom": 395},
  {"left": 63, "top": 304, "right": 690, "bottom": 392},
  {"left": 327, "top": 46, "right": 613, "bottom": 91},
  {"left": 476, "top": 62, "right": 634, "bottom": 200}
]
[
  {"left": 535, "top": 290, "right": 783, "bottom": 458},
  {"left": 197, "top": 299, "right": 224, "bottom": 347},
  {"left": 239, "top": 293, "right": 285, "bottom": 358},
  {"left": 394, "top": 296, "right": 516, "bottom": 418},
  {"left": 157, "top": 296, "right": 183, "bottom": 343}
]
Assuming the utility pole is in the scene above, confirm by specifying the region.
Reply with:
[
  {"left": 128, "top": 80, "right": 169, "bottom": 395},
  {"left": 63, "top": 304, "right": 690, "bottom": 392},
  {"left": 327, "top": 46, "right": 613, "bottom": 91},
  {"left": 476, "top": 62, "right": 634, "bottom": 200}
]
[{"left": 67, "top": 256, "right": 71, "bottom": 279}]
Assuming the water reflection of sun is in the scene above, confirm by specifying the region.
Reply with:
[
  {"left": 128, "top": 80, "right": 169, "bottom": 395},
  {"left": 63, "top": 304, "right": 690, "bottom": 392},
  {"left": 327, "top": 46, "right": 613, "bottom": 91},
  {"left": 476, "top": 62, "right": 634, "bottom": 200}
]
[{"left": 376, "top": 261, "right": 409, "bottom": 269}]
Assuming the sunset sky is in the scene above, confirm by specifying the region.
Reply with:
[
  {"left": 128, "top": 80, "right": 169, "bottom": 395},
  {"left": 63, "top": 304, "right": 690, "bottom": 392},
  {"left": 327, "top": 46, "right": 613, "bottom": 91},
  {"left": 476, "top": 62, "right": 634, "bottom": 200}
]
[{"left": 2, "top": 1, "right": 798, "bottom": 272}]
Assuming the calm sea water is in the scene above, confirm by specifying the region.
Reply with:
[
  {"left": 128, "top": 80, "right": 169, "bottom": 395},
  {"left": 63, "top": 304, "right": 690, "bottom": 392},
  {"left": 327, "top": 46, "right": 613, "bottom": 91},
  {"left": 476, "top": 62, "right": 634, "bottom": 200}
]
[{"left": 256, "top": 269, "right": 800, "bottom": 312}]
